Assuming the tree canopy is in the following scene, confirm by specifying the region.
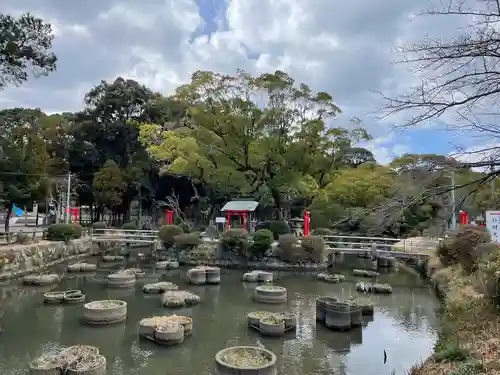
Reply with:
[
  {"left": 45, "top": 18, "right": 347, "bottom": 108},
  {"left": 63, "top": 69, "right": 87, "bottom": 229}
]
[{"left": 0, "top": 13, "right": 57, "bottom": 90}]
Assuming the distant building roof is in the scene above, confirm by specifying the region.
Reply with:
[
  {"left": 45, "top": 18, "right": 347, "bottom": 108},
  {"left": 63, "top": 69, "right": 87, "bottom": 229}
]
[{"left": 221, "top": 200, "right": 259, "bottom": 212}]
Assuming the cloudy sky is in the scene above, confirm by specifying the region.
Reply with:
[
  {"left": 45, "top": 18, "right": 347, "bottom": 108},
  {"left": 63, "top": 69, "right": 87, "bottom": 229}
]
[{"left": 0, "top": 0, "right": 475, "bottom": 164}]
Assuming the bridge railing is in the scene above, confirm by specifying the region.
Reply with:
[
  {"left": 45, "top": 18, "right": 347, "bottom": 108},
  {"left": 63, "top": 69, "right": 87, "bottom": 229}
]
[
  {"left": 322, "top": 234, "right": 438, "bottom": 258},
  {"left": 90, "top": 228, "right": 159, "bottom": 243}
]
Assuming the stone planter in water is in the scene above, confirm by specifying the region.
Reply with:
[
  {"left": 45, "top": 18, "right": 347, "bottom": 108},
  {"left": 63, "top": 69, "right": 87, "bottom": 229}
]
[
  {"left": 253, "top": 285, "right": 287, "bottom": 304},
  {"left": 247, "top": 311, "right": 273, "bottom": 326},
  {"left": 373, "top": 283, "right": 393, "bottom": 294},
  {"left": 66, "top": 354, "right": 106, "bottom": 375},
  {"left": 242, "top": 272, "right": 259, "bottom": 282},
  {"left": 274, "top": 312, "right": 296, "bottom": 329},
  {"left": 348, "top": 303, "right": 362, "bottom": 327},
  {"left": 64, "top": 292, "right": 85, "bottom": 304},
  {"left": 205, "top": 267, "right": 221, "bottom": 284},
  {"left": 154, "top": 321, "right": 184, "bottom": 344},
  {"left": 258, "top": 317, "right": 285, "bottom": 336},
  {"left": 67, "top": 262, "right": 97, "bottom": 272},
  {"left": 107, "top": 272, "right": 136, "bottom": 288},
  {"left": 257, "top": 271, "right": 273, "bottom": 283},
  {"left": 142, "top": 282, "right": 178, "bottom": 294},
  {"left": 315, "top": 296, "right": 338, "bottom": 322},
  {"left": 23, "top": 274, "right": 59, "bottom": 286},
  {"left": 43, "top": 291, "right": 65, "bottom": 304},
  {"left": 215, "top": 346, "right": 277, "bottom": 375},
  {"left": 353, "top": 269, "right": 379, "bottom": 278},
  {"left": 83, "top": 300, "right": 127, "bottom": 325},
  {"left": 186, "top": 268, "right": 207, "bottom": 285},
  {"left": 101, "top": 255, "right": 124, "bottom": 262},
  {"left": 155, "top": 261, "right": 179, "bottom": 269},
  {"left": 324, "top": 301, "right": 351, "bottom": 331}
]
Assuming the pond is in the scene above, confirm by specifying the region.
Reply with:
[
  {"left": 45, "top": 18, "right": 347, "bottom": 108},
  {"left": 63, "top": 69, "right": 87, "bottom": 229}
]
[{"left": 0, "top": 259, "right": 439, "bottom": 375}]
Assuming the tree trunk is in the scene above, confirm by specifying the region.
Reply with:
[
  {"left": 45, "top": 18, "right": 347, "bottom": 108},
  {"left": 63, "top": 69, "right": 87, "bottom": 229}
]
[
  {"left": 270, "top": 189, "right": 283, "bottom": 220},
  {"left": 4, "top": 204, "right": 12, "bottom": 234}
]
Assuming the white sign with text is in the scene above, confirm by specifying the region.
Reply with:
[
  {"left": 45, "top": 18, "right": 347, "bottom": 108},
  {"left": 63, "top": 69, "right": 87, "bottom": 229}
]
[{"left": 485, "top": 211, "right": 500, "bottom": 243}]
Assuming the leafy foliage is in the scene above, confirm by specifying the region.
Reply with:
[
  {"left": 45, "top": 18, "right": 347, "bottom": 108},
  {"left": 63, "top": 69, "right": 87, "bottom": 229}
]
[
  {"left": 437, "top": 225, "right": 490, "bottom": 272},
  {"left": 0, "top": 13, "right": 57, "bottom": 90},
  {"left": 158, "top": 225, "right": 184, "bottom": 249},
  {"left": 46, "top": 223, "right": 82, "bottom": 241},
  {"left": 301, "top": 235, "right": 325, "bottom": 262},
  {"left": 121, "top": 222, "right": 137, "bottom": 230},
  {"left": 251, "top": 229, "right": 274, "bottom": 257},
  {"left": 220, "top": 229, "right": 249, "bottom": 257},
  {"left": 173, "top": 232, "right": 201, "bottom": 250}
]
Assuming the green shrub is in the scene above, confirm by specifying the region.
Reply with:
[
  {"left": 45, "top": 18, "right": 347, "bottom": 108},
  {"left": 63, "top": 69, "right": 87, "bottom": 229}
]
[
  {"left": 301, "top": 235, "right": 325, "bottom": 262},
  {"left": 436, "top": 225, "right": 490, "bottom": 272},
  {"left": 121, "top": 222, "right": 137, "bottom": 230},
  {"left": 158, "top": 225, "right": 184, "bottom": 249},
  {"left": 434, "top": 341, "right": 470, "bottom": 362},
  {"left": 407, "top": 229, "right": 421, "bottom": 238},
  {"left": 251, "top": 229, "right": 274, "bottom": 258},
  {"left": 276, "top": 234, "right": 305, "bottom": 263},
  {"left": 180, "top": 223, "right": 191, "bottom": 233},
  {"left": 269, "top": 220, "right": 291, "bottom": 239},
  {"left": 256, "top": 220, "right": 291, "bottom": 240},
  {"left": 173, "top": 232, "right": 201, "bottom": 250},
  {"left": 92, "top": 221, "right": 107, "bottom": 230},
  {"left": 46, "top": 223, "right": 83, "bottom": 241},
  {"left": 448, "top": 360, "right": 484, "bottom": 375},
  {"left": 311, "top": 228, "right": 334, "bottom": 235},
  {"left": 220, "top": 229, "right": 249, "bottom": 256}
]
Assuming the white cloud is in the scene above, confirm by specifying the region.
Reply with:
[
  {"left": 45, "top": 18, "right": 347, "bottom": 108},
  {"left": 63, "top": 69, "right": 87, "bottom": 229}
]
[{"left": 0, "top": 0, "right": 466, "bottom": 158}]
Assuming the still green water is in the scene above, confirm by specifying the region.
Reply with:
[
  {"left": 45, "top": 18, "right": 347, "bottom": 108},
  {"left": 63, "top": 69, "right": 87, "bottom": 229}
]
[{"left": 0, "top": 259, "right": 439, "bottom": 375}]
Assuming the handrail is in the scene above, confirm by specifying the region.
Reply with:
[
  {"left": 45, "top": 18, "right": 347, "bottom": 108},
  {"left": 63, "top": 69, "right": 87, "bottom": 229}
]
[
  {"left": 324, "top": 240, "right": 436, "bottom": 249},
  {"left": 92, "top": 228, "right": 158, "bottom": 233},
  {"left": 322, "top": 234, "right": 401, "bottom": 242}
]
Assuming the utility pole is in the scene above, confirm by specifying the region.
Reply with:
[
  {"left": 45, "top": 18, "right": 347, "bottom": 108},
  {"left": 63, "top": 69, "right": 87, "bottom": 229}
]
[
  {"left": 65, "top": 172, "right": 71, "bottom": 224},
  {"left": 490, "top": 156, "right": 495, "bottom": 201},
  {"left": 451, "top": 170, "right": 457, "bottom": 230}
]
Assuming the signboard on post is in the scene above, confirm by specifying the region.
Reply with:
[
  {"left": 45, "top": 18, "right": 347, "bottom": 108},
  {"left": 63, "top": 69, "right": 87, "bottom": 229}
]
[{"left": 485, "top": 211, "right": 500, "bottom": 243}]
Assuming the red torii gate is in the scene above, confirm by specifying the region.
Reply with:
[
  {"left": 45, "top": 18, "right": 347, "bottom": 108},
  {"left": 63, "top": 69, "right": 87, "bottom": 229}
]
[{"left": 221, "top": 200, "right": 259, "bottom": 233}]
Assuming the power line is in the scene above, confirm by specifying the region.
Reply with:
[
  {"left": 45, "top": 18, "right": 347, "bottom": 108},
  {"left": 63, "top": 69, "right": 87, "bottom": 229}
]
[{"left": 0, "top": 172, "right": 68, "bottom": 177}]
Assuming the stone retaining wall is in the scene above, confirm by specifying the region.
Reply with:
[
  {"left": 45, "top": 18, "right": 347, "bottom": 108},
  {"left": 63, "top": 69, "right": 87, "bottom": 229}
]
[{"left": 0, "top": 239, "right": 116, "bottom": 281}]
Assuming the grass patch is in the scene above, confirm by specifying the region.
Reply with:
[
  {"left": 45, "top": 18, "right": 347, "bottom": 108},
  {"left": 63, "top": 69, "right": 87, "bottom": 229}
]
[{"left": 434, "top": 341, "right": 470, "bottom": 363}]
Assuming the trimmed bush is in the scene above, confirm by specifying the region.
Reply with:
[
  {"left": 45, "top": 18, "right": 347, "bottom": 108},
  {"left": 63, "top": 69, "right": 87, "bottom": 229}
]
[
  {"left": 276, "top": 234, "right": 305, "bottom": 263},
  {"left": 158, "top": 225, "right": 184, "bottom": 249},
  {"left": 251, "top": 229, "right": 274, "bottom": 258},
  {"left": 121, "top": 222, "right": 137, "bottom": 230},
  {"left": 92, "top": 221, "right": 107, "bottom": 230},
  {"left": 220, "top": 229, "right": 249, "bottom": 256},
  {"left": 46, "top": 223, "right": 83, "bottom": 241},
  {"left": 311, "top": 228, "right": 334, "bottom": 235},
  {"left": 301, "top": 235, "right": 325, "bottom": 262},
  {"left": 180, "top": 223, "right": 191, "bottom": 233},
  {"left": 407, "top": 229, "right": 421, "bottom": 238},
  {"left": 173, "top": 232, "right": 201, "bottom": 250},
  {"left": 437, "top": 225, "right": 490, "bottom": 272},
  {"left": 255, "top": 220, "right": 291, "bottom": 240}
]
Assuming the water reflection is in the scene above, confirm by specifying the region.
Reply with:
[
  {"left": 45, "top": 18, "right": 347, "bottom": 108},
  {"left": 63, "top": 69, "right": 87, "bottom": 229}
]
[{"left": 0, "top": 264, "right": 439, "bottom": 375}]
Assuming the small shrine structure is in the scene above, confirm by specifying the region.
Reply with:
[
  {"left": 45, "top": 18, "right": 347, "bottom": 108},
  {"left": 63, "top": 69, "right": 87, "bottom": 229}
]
[{"left": 221, "top": 200, "right": 259, "bottom": 233}]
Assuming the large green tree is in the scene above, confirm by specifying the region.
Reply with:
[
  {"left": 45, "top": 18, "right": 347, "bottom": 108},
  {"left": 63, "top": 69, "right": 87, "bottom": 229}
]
[
  {"left": 0, "top": 13, "right": 57, "bottom": 90},
  {"left": 69, "top": 78, "right": 163, "bottom": 221},
  {"left": 140, "top": 70, "right": 369, "bottom": 217},
  {"left": 0, "top": 109, "right": 50, "bottom": 230}
]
